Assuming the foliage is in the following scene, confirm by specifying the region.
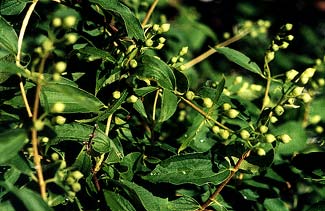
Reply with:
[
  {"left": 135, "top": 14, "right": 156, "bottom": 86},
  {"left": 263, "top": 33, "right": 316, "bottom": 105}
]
[{"left": 0, "top": 0, "right": 324, "bottom": 210}]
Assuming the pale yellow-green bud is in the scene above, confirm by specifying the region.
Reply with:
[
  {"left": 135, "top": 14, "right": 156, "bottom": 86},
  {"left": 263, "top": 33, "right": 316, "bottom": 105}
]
[
  {"left": 68, "top": 191, "right": 76, "bottom": 198},
  {"left": 222, "top": 103, "right": 232, "bottom": 111},
  {"left": 42, "top": 137, "right": 49, "bottom": 143},
  {"left": 34, "top": 120, "right": 45, "bottom": 131},
  {"left": 63, "top": 15, "right": 77, "bottom": 28},
  {"left": 286, "top": 69, "right": 299, "bottom": 81},
  {"left": 145, "top": 39, "right": 153, "bottom": 47},
  {"left": 54, "top": 61, "right": 67, "bottom": 73},
  {"left": 52, "top": 17, "right": 62, "bottom": 27},
  {"left": 318, "top": 78, "right": 325, "bottom": 86},
  {"left": 310, "top": 115, "right": 321, "bottom": 124},
  {"left": 129, "top": 59, "right": 138, "bottom": 68},
  {"left": 227, "top": 109, "right": 240, "bottom": 119},
  {"left": 292, "top": 86, "right": 304, "bottom": 97},
  {"left": 270, "top": 116, "right": 278, "bottom": 123},
  {"left": 60, "top": 160, "right": 66, "bottom": 169},
  {"left": 156, "top": 43, "right": 164, "bottom": 50},
  {"left": 185, "top": 91, "right": 195, "bottom": 100},
  {"left": 51, "top": 102, "right": 65, "bottom": 113},
  {"left": 212, "top": 125, "right": 220, "bottom": 134},
  {"left": 257, "top": 19, "right": 265, "bottom": 26},
  {"left": 285, "top": 23, "right": 293, "bottom": 31},
  {"left": 302, "top": 67, "right": 316, "bottom": 78},
  {"left": 279, "top": 41, "right": 289, "bottom": 49},
  {"left": 127, "top": 44, "right": 137, "bottom": 54},
  {"left": 160, "top": 23, "right": 170, "bottom": 33},
  {"left": 42, "top": 39, "right": 54, "bottom": 52},
  {"left": 315, "top": 58, "right": 322, "bottom": 65},
  {"left": 203, "top": 98, "right": 213, "bottom": 108},
  {"left": 274, "top": 105, "right": 284, "bottom": 116},
  {"left": 127, "top": 95, "right": 138, "bottom": 103},
  {"left": 51, "top": 153, "right": 60, "bottom": 161},
  {"left": 300, "top": 92, "right": 312, "bottom": 103},
  {"left": 286, "top": 35, "right": 294, "bottom": 41},
  {"left": 179, "top": 46, "right": 189, "bottom": 56},
  {"left": 257, "top": 148, "right": 266, "bottom": 156},
  {"left": 171, "top": 56, "right": 178, "bottom": 64},
  {"left": 279, "top": 134, "right": 292, "bottom": 144},
  {"left": 66, "top": 176, "right": 75, "bottom": 185},
  {"left": 71, "top": 171, "right": 84, "bottom": 180},
  {"left": 240, "top": 130, "right": 250, "bottom": 140},
  {"left": 250, "top": 84, "right": 263, "bottom": 92},
  {"left": 55, "top": 116, "right": 66, "bottom": 125},
  {"left": 265, "top": 51, "right": 275, "bottom": 63},
  {"left": 152, "top": 24, "right": 160, "bottom": 31},
  {"left": 158, "top": 37, "right": 166, "bottom": 44},
  {"left": 65, "top": 33, "right": 78, "bottom": 44},
  {"left": 223, "top": 32, "right": 231, "bottom": 39},
  {"left": 300, "top": 76, "right": 309, "bottom": 84},
  {"left": 243, "top": 20, "right": 253, "bottom": 28},
  {"left": 53, "top": 73, "right": 61, "bottom": 81},
  {"left": 71, "top": 182, "right": 81, "bottom": 192},
  {"left": 259, "top": 125, "right": 268, "bottom": 134},
  {"left": 265, "top": 133, "right": 276, "bottom": 143},
  {"left": 220, "top": 129, "right": 230, "bottom": 140},
  {"left": 112, "top": 90, "right": 121, "bottom": 99},
  {"left": 315, "top": 126, "right": 324, "bottom": 134},
  {"left": 272, "top": 43, "right": 279, "bottom": 51},
  {"left": 234, "top": 76, "right": 243, "bottom": 84}
]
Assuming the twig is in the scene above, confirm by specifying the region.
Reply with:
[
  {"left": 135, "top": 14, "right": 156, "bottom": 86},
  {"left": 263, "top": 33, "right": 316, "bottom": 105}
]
[
  {"left": 31, "top": 53, "right": 48, "bottom": 200},
  {"left": 198, "top": 150, "right": 251, "bottom": 211},
  {"left": 183, "top": 29, "right": 250, "bottom": 70},
  {"left": 261, "top": 58, "right": 272, "bottom": 111},
  {"left": 141, "top": 0, "right": 159, "bottom": 27},
  {"left": 152, "top": 89, "right": 160, "bottom": 121}
]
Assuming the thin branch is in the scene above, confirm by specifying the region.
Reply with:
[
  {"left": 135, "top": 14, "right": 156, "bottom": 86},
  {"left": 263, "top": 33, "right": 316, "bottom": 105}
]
[
  {"left": 198, "top": 150, "right": 251, "bottom": 211},
  {"left": 152, "top": 89, "right": 160, "bottom": 121},
  {"left": 16, "top": 1, "right": 38, "bottom": 117},
  {"left": 183, "top": 29, "right": 250, "bottom": 70},
  {"left": 31, "top": 53, "right": 48, "bottom": 200},
  {"left": 141, "top": 0, "right": 159, "bottom": 27},
  {"left": 261, "top": 58, "right": 271, "bottom": 111}
]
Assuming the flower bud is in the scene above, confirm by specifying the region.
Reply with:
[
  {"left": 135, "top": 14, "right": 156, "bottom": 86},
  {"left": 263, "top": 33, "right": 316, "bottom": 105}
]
[
  {"left": 286, "top": 35, "right": 294, "bottom": 41},
  {"left": 145, "top": 39, "right": 153, "bottom": 47},
  {"left": 259, "top": 125, "right": 268, "bottom": 134},
  {"left": 240, "top": 130, "right": 250, "bottom": 140},
  {"left": 292, "top": 86, "right": 304, "bottom": 97},
  {"left": 42, "top": 39, "right": 53, "bottom": 52},
  {"left": 310, "top": 115, "right": 321, "bottom": 124},
  {"left": 65, "top": 33, "right": 78, "bottom": 44},
  {"left": 71, "top": 182, "right": 81, "bottom": 192},
  {"left": 220, "top": 129, "right": 230, "bottom": 140},
  {"left": 272, "top": 43, "right": 279, "bottom": 51},
  {"left": 129, "top": 59, "right": 138, "bottom": 68},
  {"left": 179, "top": 46, "right": 189, "bottom": 56},
  {"left": 302, "top": 67, "right": 316, "bottom": 78},
  {"left": 226, "top": 109, "right": 240, "bottom": 119},
  {"left": 265, "top": 51, "right": 275, "bottom": 63},
  {"left": 158, "top": 37, "right": 166, "bottom": 44},
  {"left": 51, "top": 102, "right": 65, "bottom": 113},
  {"left": 112, "top": 91, "right": 121, "bottom": 99},
  {"left": 222, "top": 103, "right": 231, "bottom": 111},
  {"left": 160, "top": 23, "right": 170, "bottom": 33},
  {"left": 51, "top": 153, "right": 60, "bottom": 161},
  {"left": 212, "top": 125, "right": 220, "bottom": 134},
  {"left": 52, "top": 17, "right": 62, "bottom": 27},
  {"left": 318, "top": 78, "right": 325, "bottom": 86},
  {"left": 71, "top": 171, "right": 84, "bottom": 180},
  {"left": 270, "top": 116, "right": 278, "bottom": 123},
  {"left": 185, "top": 91, "right": 195, "bottom": 100},
  {"left": 63, "top": 16, "right": 77, "bottom": 28},
  {"left": 54, "top": 61, "right": 67, "bottom": 73},
  {"left": 203, "top": 98, "right": 213, "bottom": 108},
  {"left": 34, "top": 120, "right": 45, "bottom": 131},
  {"left": 152, "top": 24, "right": 159, "bottom": 31},
  {"left": 315, "top": 126, "right": 324, "bottom": 134},
  {"left": 265, "top": 133, "right": 276, "bottom": 143},
  {"left": 300, "top": 92, "right": 312, "bottom": 103},
  {"left": 54, "top": 116, "right": 66, "bottom": 125},
  {"left": 285, "top": 23, "right": 293, "bottom": 31},
  {"left": 279, "top": 41, "right": 289, "bottom": 49},
  {"left": 279, "top": 134, "right": 292, "bottom": 143},
  {"left": 286, "top": 69, "right": 299, "bottom": 81},
  {"left": 127, "top": 95, "right": 138, "bottom": 103},
  {"left": 274, "top": 105, "right": 284, "bottom": 116},
  {"left": 300, "top": 76, "right": 309, "bottom": 84},
  {"left": 257, "top": 148, "right": 266, "bottom": 156}
]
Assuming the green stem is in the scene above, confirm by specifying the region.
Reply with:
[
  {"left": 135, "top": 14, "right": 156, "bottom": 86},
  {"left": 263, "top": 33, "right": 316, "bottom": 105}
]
[{"left": 142, "top": 0, "right": 159, "bottom": 27}]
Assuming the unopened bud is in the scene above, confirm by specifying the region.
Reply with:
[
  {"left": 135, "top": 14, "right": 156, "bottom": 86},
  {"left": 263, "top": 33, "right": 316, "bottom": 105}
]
[
  {"left": 240, "top": 130, "right": 250, "bottom": 140},
  {"left": 203, "top": 98, "right": 213, "bottom": 108},
  {"left": 259, "top": 125, "right": 268, "bottom": 134},
  {"left": 279, "top": 134, "right": 292, "bottom": 143},
  {"left": 179, "top": 46, "right": 188, "bottom": 56},
  {"left": 112, "top": 91, "right": 121, "bottom": 99},
  {"left": 286, "top": 69, "right": 299, "bottom": 81},
  {"left": 257, "top": 148, "right": 266, "bottom": 156},
  {"left": 51, "top": 102, "right": 65, "bottom": 113},
  {"left": 227, "top": 109, "right": 240, "bottom": 119},
  {"left": 63, "top": 16, "right": 77, "bottom": 28},
  {"left": 185, "top": 91, "right": 195, "bottom": 100},
  {"left": 265, "top": 133, "right": 276, "bottom": 143},
  {"left": 274, "top": 105, "right": 284, "bottom": 116}
]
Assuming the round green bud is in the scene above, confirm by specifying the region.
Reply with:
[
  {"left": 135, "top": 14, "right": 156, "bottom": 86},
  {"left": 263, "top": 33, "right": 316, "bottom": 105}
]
[
  {"left": 227, "top": 109, "right": 240, "bottom": 119},
  {"left": 279, "top": 42, "right": 289, "bottom": 49},
  {"left": 145, "top": 39, "right": 154, "bottom": 47},
  {"left": 222, "top": 103, "right": 232, "bottom": 111},
  {"left": 52, "top": 17, "right": 62, "bottom": 27},
  {"left": 66, "top": 176, "right": 75, "bottom": 185},
  {"left": 310, "top": 115, "right": 321, "bottom": 124},
  {"left": 234, "top": 76, "right": 243, "bottom": 84},
  {"left": 127, "top": 44, "right": 136, "bottom": 54},
  {"left": 259, "top": 125, "right": 268, "bottom": 134},
  {"left": 285, "top": 23, "right": 293, "bottom": 31},
  {"left": 68, "top": 191, "right": 76, "bottom": 198},
  {"left": 265, "top": 133, "right": 276, "bottom": 143},
  {"left": 42, "top": 137, "right": 49, "bottom": 143},
  {"left": 270, "top": 116, "right": 278, "bottom": 123},
  {"left": 159, "top": 37, "right": 166, "bottom": 44},
  {"left": 302, "top": 67, "right": 316, "bottom": 78},
  {"left": 286, "top": 69, "right": 299, "bottom": 81},
  {"left": 300, "top": 92, "right": 312, "bottom": 103},
  {"left": 156, "top": 43, "right": 164, "bottom": 50},
  {"left": 265, "top": 51, "right": 275, "bottom": 63},
  {"left": 318, "top": 78, "right": 325, "bottom": 86},
  {"left": 250, "top": 84, "right": 263, "bottom": 92},
  {"left": 152, "top": 24, "right": 160, "bottom": 31},
  {"left": 53, "top": 73, "right": 61, "bottom": 81},
  {"left": 178, "top": 57, "right": 184, "bottom": 62},
  {"left": 127, "top": 95, "right": 138, "bottom": 103},
  {"left": 171, "top": 56, "right": 178, "bottom": 64},
  {"left": 286, "top": 35, "right": 294, "bottom": 41},
  {"left": 63, "top": 15, "right": 77, "bottom": 28},
  {"left": 34, "top": 120, "right": 45, "bottom": 131},
  {"left": 257, "top": 148, "right": 266, "bottom": 156},
  {"left": 129, "top": 59, "right": 138, "bottom": 68},
  {"left": 212, "top": 125, "right": 220, "bottom": 134},
  {"left": 219, "top": 129, "right": 230, "bottom": 140},
  {"left": 65, "top": 33, "right": 78, "bottom": 44},
  {"left": 179, "top": 46, "right": 188, "bottom": 56},
  {"left": 71, "top": 182, "right": 81, "bottom": 192},
  {"left": 203, "top": 98, "right": 213, "bottom": 108},
  {"left": 279, "top": 134, "right": 292, "bottom": 144},
  {"left": 71, "top": 171, "right": 84, "bottom": 180},
  {"left": 160, "top": 23, "right": 170, "bottom": 33},
  {"left": 51, "top": 102, "right": 65, "bottom": 113},
  {"left": 272, "top": 44, "right": 279, "bottom": 51},
  {"left": 51, "top": 153, "right": 60, "bottom": 161},
  {"left": 185, "top": 91, "right": 195, "bottom": 100},
  {"left": 223, "top": 32, "right": 230, "bottom": 39},
  {"left": 315, "top": 126, "right": 324, "bottom": 134},
  {"left": 55, "top": 116, "right": 66, "bottom": 125},
  {"left": 42, "top": 39, "right": 54, "bottom": 52},
  {"left": 112, "top": 91, "right": 121, "bottom": 99},
  {"left": 240, "top": 130, "right": 250, "bottom": 140},
  {"left": 54, "top": 61, "right": 67, "bottom": 73},
  {"left": 274, "top": 105, "right": 284, "bottom": 116}
]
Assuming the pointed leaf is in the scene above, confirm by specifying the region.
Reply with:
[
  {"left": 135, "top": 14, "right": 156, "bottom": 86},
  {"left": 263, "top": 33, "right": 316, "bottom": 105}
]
[
  {"left": 89, "top": 0, "right": 145, "bottom": 40},
  {"left": 104, "top": 190, "right": 137, "bottom": 211},
  {"left": 40, "top": 82, "right": 105, "bottom": 113},
  {"left": 168, "top": 196, "right": 201, "bottom": 211},
  {"left": 0, "top": 0, "right": 28, "bottom": 15},
  {"left": 142, "top": 153, "right": 230, "bottom": 185},
  {"left": 0, "top": 129, "right": 27, "bottom": 164},
  {"left": 158, "top": 89, "right": 178, "bottom": 122},
  {"left": 0, "top": 16, "right": 18, "bottom": 55},
  {"left": 0, "top": 61, "right": 27, "bottom": 77},
  {"left": 217, "top": 47, "right": 263, "bottom": 77},
  {"left": 78, "top": 46, "right": 116, "bottom": 63}
]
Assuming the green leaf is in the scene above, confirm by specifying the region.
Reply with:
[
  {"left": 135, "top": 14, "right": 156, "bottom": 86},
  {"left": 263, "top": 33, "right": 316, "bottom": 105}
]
[
  {"left": 0, "top": 61, "right": 27, "bottom": 77},
  {"left": 0, "top": 182, "right": 53, "bottom": 211},
  {"left": 263, "top": 198, "right": 289, "bottom": 211},
  {"left": 307, "top": 201, "right": 325, "bottom": 211},
  {"left": 78, "top": 46, "right": 116, "bottom": 63},
  {"left": 217, "top": 47, "right": 263, "bottom": 77},
  {"left": 239, "top": 189, "right": 259, "bottom": 201},
  {"left": 40, "top": 82, "right": 106, "bottom": 113},
  {"left": 119, "top": 179, "right": 169, "bottom": 211},
  {"left": 104, "top": 190, "right": 137, "bottom": 211},
  {"left": 6, "top": 154, "right": 33, "bottom": 176},
  {"left": 72, "top": 150, "right": 92, "bottom": 177},
  {"left": 0, "top": 200, "right": 15, "bottom": 211},
  {"left": 167, "top": 196, "right": 201, "bottom": 211},
  {"left": 138, "top": 55, "right": 176, "bottom": 90},
  {"left": 310, "top": 97, "right": 325, "bottom": 120},
  {"left": 0, "top": 129, "right": 27, "bottom": 164},
  {"left": 134, "top": 86, "right": 158, "bottom": 96},
  {"left": 158, "top": 89, "right": 178, "bottom": 122},
  {"left": 133, "top": 99, "right": 148, "bottom": 118},
  {"left": 89, "top": 0, "right": 145, "bottom": 40},
  {"left": 0, "top": 16, "right": 18, "bottom": 55},
  {"left": 142, "top": 153, "right": 230, "bottom": 186},
  {"left": 0, "top": 0, "right": 28, "bottom": 15}
]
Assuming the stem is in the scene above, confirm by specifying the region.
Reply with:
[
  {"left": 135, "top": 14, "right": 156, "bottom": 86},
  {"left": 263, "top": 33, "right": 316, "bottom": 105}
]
[
  {"left": 141, "top": 0, "right": 159, "bottom": 27},
  {"left": 152, "top": 89, "right": 160, "bottom": 121},
  {"left": 180, "top": 97, "right": 233, "bottom": 132},
  {"left": 184, "top": 29, "right": 250, "bottom": 70},
  {"left": 261, "top": 58, "right": 272, "bottom": 111},
  {"left": 31, "top": 53, "right": 48, "bottom": 200},
  {"left": 16, "top": 1, "right": 38, "bottom": 117},
  {"left": 198, "top": 150, "right": 251, "bottom": 211}
]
